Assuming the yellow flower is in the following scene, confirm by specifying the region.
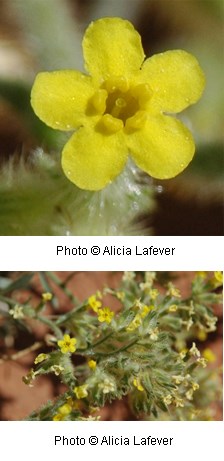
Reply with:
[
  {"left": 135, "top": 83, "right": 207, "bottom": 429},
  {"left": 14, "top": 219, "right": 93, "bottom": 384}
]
[
  {"left": 149, "top": 289, "right": 159, "bottom": 300},
  {"left": 116, "top": 291, "right": 125, "bottom": 301},
  {"left": 179, "top": 348, "right": 188, "bottom": 359},
  {"left": 53, "top": 413, "right": 64, "bottom": 421},
  {"left": 191, "top": 382, "right": 200, "bottom": 391},
  {"left": 133, "top": 377, "right": 144, "bottom": 392},
  {"left": 31, "top": 17, "right": 205, "bottom": 191},
  {"left": 42, "top": 292, "right": 53, "bottom": 301},
  {"left": 214, "top": 271, "right": 223, "bottom": 283},
  {"left": 97, "top": 307, "right": 114, "bottom": 324},
  {"left": 88, "top": 295, "right": 102, "bottom": 313},
  {"left": 197, "top": 329, "right": 207, "bottom": 341},
  {"left": 34, "top": 353, "right": 49, "bottom": 364},
  {"left": 202, "top": 348, "right": 216, "bottom": 363},
  {"left": 196, "top": 271, "right": 207, "bottom": 279},
  {"left": 58, "top": 334, "right": 77, "bottom": 354},
  {"left": 58, "top": 403, "right": 72, "bottom": 416},
  {"left": 88, "top": 359, "right": 97, "bottom": 370},
  {"left": 126, "top": 313, "right": 142, "bottom": 332},
  {"left": 209, "top": 272, "right": 223, "bottom": 289},
  {"left": 140, "top": 305, "right": 151, "bottom": 318},
  {"left": 74, "top": 384, "right": 88, "bottom": 399}
]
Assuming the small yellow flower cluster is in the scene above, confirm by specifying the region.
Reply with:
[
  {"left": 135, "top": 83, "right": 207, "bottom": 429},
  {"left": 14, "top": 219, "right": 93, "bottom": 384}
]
[
  {"left": 87, "top": 295, "right": 114, "bottom": 324},
  {"left": 58, "top": 334, "right": 77, "bottom": 354},
  {"left": 42, "top": 292, "right": 53, "bottom": 302},
  {"left": 126, "top": 304, "right": 152, "bottom": 332},
  {"left": 53, "top": 397, "right": 79, "bottom": 421}
]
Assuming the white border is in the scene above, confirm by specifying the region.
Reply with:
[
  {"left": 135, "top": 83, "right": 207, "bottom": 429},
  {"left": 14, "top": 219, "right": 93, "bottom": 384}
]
[
  {"left": 0, "top": 421, "right": 223, "bottom": 460},
  {"left": 0, "top": 236, "right": 223, "bottom": 270}
]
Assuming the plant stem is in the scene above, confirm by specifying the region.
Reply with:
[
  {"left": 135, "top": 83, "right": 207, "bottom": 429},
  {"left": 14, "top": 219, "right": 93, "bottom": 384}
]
[{"left": 36, "top": 315, "right": 62, "bottom": 338}]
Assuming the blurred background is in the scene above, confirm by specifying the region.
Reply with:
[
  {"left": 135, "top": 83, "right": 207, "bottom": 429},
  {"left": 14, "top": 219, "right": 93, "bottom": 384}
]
[{"left": 0, "top": 0, "right": 223, "bottom": 235}]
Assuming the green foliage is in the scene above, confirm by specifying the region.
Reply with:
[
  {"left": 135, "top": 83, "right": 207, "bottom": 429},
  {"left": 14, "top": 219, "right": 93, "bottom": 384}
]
[
  {"left": 0, "top": 271, "right": 222, "bottom": 421},
  {"left": 0, "top": 152, "right": 154, "bottom": 235}
]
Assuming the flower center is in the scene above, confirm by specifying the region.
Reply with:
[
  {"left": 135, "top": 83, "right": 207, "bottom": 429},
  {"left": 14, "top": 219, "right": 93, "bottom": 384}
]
[{"left": 90, "top": 76, "right": 152, "bottom": 134}]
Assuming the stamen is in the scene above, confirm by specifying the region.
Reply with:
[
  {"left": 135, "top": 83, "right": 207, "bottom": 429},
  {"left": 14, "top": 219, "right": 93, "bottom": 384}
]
[
  {"left": 101, "top": 114, "right": 124, "bottom": 133},
  {"left": 131, "top": 83, "right": 152, "bottom": 105},
  {"left": 125, "top": 111, "right": 147, "bottom": 132},
  {"left": 90, "top": 89, "right": 107, "bottom": 114}
]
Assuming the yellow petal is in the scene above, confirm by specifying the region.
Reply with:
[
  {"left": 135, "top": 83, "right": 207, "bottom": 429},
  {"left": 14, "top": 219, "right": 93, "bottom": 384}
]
[
  {"left": 31, "top": 70, "right": 96, "bottom": 130},
  {"left": 83, "top": 17, "right": 145, "bottom": 81},
  {"left": 62, "top": 127, "right": 128, "bottom": 190},
  {"left": 127, "top": 114, "right": 195, "bottom": 179},
  {"left": 140, "top": 50, "right": 205, "bottom": 113}
]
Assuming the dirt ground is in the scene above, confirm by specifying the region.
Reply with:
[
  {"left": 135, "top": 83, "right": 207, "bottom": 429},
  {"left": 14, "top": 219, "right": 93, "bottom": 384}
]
[{"left": 0, "top": 271, "right": 222, "bottom": 420}]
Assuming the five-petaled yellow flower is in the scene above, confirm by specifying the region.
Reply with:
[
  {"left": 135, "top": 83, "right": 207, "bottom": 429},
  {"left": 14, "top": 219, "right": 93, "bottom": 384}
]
[
  {"left": 31, "top": 17, "right": 205, "bottom": 191},
  {"left": 97, "top": 307, "right": 114, "bottom": 324},
  {"left": 58, "top": 334, "right": 77, "bottom": 354},
  {"left": 74, "top": 384, "right": 88, "bottom": 399},
  {"left": 88, "top": 294, "right": 102, "bottom": 312}
]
